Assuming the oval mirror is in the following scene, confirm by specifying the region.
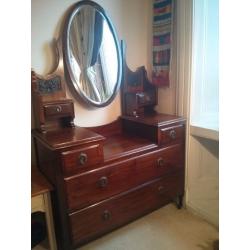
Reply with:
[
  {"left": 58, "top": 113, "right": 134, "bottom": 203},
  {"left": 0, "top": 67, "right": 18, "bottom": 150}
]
[{"left": 63, "top": 1, "right": 122, "bottom": 107}]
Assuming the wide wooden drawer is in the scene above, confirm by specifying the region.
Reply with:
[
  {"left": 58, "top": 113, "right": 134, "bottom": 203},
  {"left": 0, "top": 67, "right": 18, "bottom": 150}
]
[
  {"left": 61, "top": 144, "right": 103, "bottom": 175},
  {"left": 69, "top": 173, "right": 184, "bottom": 247},
  {"left": 64, "top": 144, "right": 184, "bottom": 211},
  {"left": 159, "top": 124, "right": 185, "bottom": 145}
]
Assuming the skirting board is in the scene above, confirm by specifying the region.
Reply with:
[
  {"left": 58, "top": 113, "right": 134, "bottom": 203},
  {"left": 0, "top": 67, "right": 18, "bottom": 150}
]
[{"left": 186, "top": 202, "right": 219, "bottom": 228}]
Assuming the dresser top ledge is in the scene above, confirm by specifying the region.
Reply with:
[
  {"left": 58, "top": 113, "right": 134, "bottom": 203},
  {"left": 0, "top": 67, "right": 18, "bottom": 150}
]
[
  {"left": 32, "top": 126, "right": 105, "bottom": 150},
  {"left": 121, "top": 113, "right": 186, "bottom": 127}
]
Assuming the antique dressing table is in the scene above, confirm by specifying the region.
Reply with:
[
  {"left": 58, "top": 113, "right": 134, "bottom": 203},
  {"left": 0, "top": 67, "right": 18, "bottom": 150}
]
[{"left": 32, "top": 1, "right": 186, "bottom": 249}]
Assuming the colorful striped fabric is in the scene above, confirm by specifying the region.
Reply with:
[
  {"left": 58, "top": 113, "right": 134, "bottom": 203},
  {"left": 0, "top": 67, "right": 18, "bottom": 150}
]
[{"left": 152, "top": 0, "right": 173, "bottom": 87}]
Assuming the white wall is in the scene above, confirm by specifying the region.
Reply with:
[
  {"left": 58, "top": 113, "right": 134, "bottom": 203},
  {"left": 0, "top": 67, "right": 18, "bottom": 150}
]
[
  {"left": 31, "top": 0, "right": 152, "bottom": 127},
  {"left": 186, "top": 136, "right": 219, "bottom": 226},
  {"left": 175, "top": 0, "right": 219, "bottom": 227},
  {"left": 155, "top": 0, "right": 178, "bottom": 115}
]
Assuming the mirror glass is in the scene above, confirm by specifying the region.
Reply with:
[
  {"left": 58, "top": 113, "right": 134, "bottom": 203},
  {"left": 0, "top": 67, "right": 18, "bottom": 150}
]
[{"left": 64, "top": 2, "right": 122, "bottom": 107}]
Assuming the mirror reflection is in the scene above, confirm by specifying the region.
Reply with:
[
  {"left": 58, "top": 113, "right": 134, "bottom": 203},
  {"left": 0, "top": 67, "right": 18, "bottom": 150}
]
[{"left": 67, "top": 5, "right": 120, "bottom": 105}]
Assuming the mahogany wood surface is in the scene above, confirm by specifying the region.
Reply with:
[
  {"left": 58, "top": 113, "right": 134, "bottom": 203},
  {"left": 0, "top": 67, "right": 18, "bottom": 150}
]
[
  {"left": 103, "top": 133, "right": 157, "bottom": 162},
  {"left": 32, "top": 127, "right": 105, "bottom": 150},
  {"left": 69, "top": 173, "right": 184, "bottom": 247},
  {"left": 122, "top": 113, "right": 186, "bottom": 127},
  {"left": 64, "top": 144, "right": 184, "bottom": 212},
  {"left": 35, "top": 140, "right": 58, "bottom": 185},
  {"left": 159, "top": 124, "right": 185, "bottom": 145},
  {"left": 43, "top": 100, "right": 74, "bottom": 119},
  {"left": 122, "top": 114, "right": 186, "bottom": 146},
  {"left": 33, "top": 114, "right": 186, "bottom": 250}
]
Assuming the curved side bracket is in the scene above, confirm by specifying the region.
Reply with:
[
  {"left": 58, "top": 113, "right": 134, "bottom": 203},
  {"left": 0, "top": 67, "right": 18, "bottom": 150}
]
[
  {"left": 121, "top": 40, "right": 157, "bottom": 117},
  {"left": 31, "top": 38, "right": 75, "bottom": 132}
]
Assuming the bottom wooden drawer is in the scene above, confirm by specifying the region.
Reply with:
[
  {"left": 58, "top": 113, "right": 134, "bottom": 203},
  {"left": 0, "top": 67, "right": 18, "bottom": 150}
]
[{"left": 69, "top": 173, "right": 184, "bottom": 247}]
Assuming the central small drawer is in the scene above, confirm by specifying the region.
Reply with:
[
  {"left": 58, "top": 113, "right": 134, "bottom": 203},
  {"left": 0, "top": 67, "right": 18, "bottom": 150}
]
[
  {"left": 64, "top": 144, "right": 184, "bottom": 211},
  {"left": 69, "top": 173, "right": 184, "bottom": 247}
]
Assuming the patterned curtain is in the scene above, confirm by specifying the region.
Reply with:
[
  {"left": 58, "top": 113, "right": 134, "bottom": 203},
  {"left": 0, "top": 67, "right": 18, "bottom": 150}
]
[{"left": 152, "top": 0, "right": 173, "bottom": 87}]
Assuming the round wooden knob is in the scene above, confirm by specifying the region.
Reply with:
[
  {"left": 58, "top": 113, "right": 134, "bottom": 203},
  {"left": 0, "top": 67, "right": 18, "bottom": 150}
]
[
  {"left": 79, "top": 153, "right": 87, "bottom": 165},
  {"left": 98, "top": 176, "right": 108, "bottom": 188},
  {"left": 169, "top": 129, "right": 176, "bottom": 139},
  {"left": 158, "top": 186, "right": 165, "bottom": 194},
  {"left": 102, "top": 210, "right": 111, "bottom": 221},
  {"left": 55, "top": 105, "right": 62, "bottom": 112},
  {"left": 157, "top": 157, "right": 165, "bottom": 167}
]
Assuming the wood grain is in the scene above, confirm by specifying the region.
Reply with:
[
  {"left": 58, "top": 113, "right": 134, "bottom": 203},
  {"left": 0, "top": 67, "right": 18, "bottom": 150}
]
[
  {"left": 65, "top": 144, "right": 184, "bottom": 212},
  {"left": 69, "top": 173, "right": 184, "bottom": 247}
]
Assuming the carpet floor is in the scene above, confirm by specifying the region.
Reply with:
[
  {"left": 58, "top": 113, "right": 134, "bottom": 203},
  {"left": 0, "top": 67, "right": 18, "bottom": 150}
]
[{"left": 34, "top": 204, "right": 219, "bottom": 250}]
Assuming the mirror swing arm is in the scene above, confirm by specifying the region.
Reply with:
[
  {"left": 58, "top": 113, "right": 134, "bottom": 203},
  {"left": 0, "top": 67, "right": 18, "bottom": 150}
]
[{"left": 120, "top": 40, "right": 158, "bottom": 118}]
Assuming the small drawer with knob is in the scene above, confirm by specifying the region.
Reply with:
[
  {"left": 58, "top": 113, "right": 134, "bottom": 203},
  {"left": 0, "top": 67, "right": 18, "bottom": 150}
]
[
  {"left": 69, "top": 173, "right": 184, "bottom": 246},
  {"left": 159, "top": 124, "right": 185, "bottom": 145},
  {"left": 61, "top": 144, "right": 103, "bottom": 175},
  {"left": 43, "top": 101, "right": 74, "bottom": 119}
]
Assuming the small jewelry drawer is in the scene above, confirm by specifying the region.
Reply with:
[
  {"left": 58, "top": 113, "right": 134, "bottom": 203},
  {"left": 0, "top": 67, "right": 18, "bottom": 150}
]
[
  {"left": 69, "top": 173, "right": 184, "bottom": 246},
  {"left": 61, "top": 144, "right": 103, "bottom": 175},
  {"left": 159, "top": 124, "right": 185, "bottom": 145},
  {"left": 43, "top": 101, "right": 74, "bottom": 119}
]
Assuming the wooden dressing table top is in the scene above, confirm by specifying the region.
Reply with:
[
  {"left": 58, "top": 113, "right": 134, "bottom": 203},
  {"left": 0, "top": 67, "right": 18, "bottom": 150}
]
[
  {"left": 32, "top": 127, "right": 105, "bottom": 150},
  {"left": 32, "top": 167, "right": 53, "bottom": 197}
]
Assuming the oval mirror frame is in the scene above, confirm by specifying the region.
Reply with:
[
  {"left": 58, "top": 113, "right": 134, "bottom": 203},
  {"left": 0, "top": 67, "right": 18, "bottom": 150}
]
[{"left": 63, "top": 0, "right": 122, "bottom": 107}]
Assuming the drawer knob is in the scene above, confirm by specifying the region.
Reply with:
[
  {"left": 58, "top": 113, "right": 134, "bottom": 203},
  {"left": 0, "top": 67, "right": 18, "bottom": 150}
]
[
  {"left": 79, "top": 153, "right": 88, "bottom": 165},
  {"left": 55, "top": 105, "right": 62, "bottom": 112},
  {"left": 169, "top": 129, "right": 176, "bottom": 139},
  {"left": 102, "top": 210, "right": 111, "bottom": 221},
  {"left": 98, "top": 176, "right": 108, "bottom": 188},
  {"left": 157, "top": 157, "right": 165, "bottom": 167},
  {"left": 158, "top": 185, "right": 165, "bottom": 194}
]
